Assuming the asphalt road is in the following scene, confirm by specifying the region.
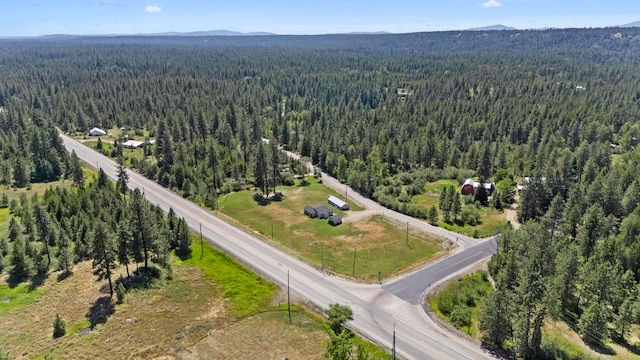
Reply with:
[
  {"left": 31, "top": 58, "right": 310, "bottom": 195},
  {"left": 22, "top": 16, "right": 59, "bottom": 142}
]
[{"left": 62, "top": 134, "right": 497, "bottom": 360}]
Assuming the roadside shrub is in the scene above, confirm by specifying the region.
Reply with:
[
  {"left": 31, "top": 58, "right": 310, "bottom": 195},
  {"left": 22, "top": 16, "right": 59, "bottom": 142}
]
[
  {"left": 281, "top": 172, "right": 295, "bottom": 186},
  {"left": 461, "top": 205, "right": 480, "bottom": 226}
]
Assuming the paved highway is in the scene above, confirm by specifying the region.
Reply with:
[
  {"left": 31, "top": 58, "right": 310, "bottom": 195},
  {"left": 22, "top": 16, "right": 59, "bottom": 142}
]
[{"left": 62, "top": 134, "right": 497, "bottom": 360}]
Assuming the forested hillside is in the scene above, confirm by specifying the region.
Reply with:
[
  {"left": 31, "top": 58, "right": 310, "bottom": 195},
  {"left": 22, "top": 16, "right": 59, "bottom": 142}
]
[
  {"left": 0, "top": 101, "right": 68, "bottom": 188},
  {"left": 2, "top": 28, "right": 640, "bottom": 357},
  {"left": 1, "top": 28, "right": 639, "bottom": 202}
]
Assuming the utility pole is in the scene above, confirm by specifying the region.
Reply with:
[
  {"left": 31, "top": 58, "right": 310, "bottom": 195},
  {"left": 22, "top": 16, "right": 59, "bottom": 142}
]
[
  {"left": 271, "top": 221, "right": 274, "bottom": 240},
  {"left": 321, "top": 243, "right": 324, "bottom": 274},
  {"left": 200, "top": 222, "right": 204, "bottom": 260},
  {"left": 378, "top": 271, "right": 382, "bottom": 284},
  {"left": 345, "top": 183, "right": 348, "bottom": 202},
  {"left": 287, "top": 270, "right": 292, "bottom": 324},
  {"left": 392, "top": 320, "right": 397, "bottom": 360},
  {"left": 352, "top": 247, "right": 356, "bottom": 277},
  {"left": 406, "top": 222, "right": 409, "bottom": 248}
]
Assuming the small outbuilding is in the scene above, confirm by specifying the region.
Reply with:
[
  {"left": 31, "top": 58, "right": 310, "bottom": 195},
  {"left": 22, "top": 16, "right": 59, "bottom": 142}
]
[
  {"left": 328, "top": 215, "right": 343, "bottom": 226},
  {"left": 328, "top": 195, "right": 349, "bottom": 210},
  {"left": 314, "top": 205, "right": 333, "bottom": 219},
  {"left": 304, "top": 204, "right": 334, "bottom": 219},
  {"left": 123, "top": 140, "right": 144, "bottom": 149},
  {"left": 89, "top": 127, "right": 107, "bottom": 136},
  {"left": 304, "top": 205, "right": 318, "bottom": 218}
]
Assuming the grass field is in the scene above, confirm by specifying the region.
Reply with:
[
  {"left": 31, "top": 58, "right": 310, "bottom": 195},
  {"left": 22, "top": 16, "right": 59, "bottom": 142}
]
[
  {"left": 0, "top": 284, "right": 45, "bottom": 316},
  {"left": 178, "top": 235, "right": 275, "bottom": 319},
  {"left": 438, "top": 208, "right": 508, "bottom": 238},
  {"left": 219, "top": 178, "right": 445, "bottom": 282},
  {"left": 0, "top": 240, "right": 333, "bottom": 359},
  {"left": 424, "top": 179, "right": 459, "bottom": 195}
]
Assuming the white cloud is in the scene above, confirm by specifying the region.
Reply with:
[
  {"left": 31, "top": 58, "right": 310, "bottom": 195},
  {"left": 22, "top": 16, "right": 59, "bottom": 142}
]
[
  {"left": 481, "top": 0, "right": 502, "bottom": 8},
  {"left": 145, "top": 5, "right": 162, "bottom": 13}
]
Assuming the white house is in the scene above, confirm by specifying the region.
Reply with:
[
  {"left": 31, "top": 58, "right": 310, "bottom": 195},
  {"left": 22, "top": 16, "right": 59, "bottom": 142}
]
[
  {"left": 123, "top": 140, "right": 144, "bottom": 149},
  {"left": 328, "top": 195, "right": 349, "bottom": 210},
  {"left": 89, "top": 127, "right": 107, "bottom": 136}
]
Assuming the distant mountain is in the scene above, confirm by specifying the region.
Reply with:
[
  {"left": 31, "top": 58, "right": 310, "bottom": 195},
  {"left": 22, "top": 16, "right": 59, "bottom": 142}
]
[
  {"left": 345, "top": 31, "right": 391, "bottom": 35},
  {"left": 619, "top": 21, "right": 640, "bottom": 28},
  {"left": 138, "top": 30, "right": 276, "bottom": 36},
  {"left": 466, "top": 25, "right": 517, "bottom": 31}
]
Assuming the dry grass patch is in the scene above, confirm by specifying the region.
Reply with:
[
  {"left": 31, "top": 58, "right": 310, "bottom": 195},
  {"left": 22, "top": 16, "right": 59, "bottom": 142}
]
[
  {"left": 184, "top": 311, "right": 327, "bottom": 360},
  {"left": 0, "top": 263, "right": 223, "bottom": 359}
]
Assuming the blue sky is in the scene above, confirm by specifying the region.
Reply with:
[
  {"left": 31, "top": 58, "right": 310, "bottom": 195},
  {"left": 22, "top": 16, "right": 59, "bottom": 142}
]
[{"left": 2, "top": 0, "right": 640, "bottom": 36}]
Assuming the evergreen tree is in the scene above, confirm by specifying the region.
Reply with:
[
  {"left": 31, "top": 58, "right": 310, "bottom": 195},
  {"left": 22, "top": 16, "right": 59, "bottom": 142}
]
[
  {"left": 20, "top": 200, "right": 34, "bottom": 236},
  {"left": 439, "top": 187, "right": 452, "bottom": 223},
  {"left": 254, "top": 142, "right": 268, "bottom": 197},
  {"left": 129, "top": 188, "right": 154, "bottom": 270},
  {"left": 451, "top": 189, "right": 462, "bottom": 221},
  {"left": 117, "top": 227, "right": 132, "bottom": 278},
  {"left": 474, "top": 182, "right": 489, "bottom": 206},
  {"left": 13, "top": 156, "right": 29, "bottom": 188},
  {"left": 52, "top": 314, "right": 66, "bottom": 339},
  {"left": 116, "top": 156, "right": 129, "bottom": 195},
  {"left": 578, "top": 302, "right": 609, "bottom": 346},
  {"left": 56, "top": 232, "right": 74, "bottom": 274},
  {"left": 269, "top": 138, "right": 281, "bottom": 195},
  {"left": 10, "top": 236, "right": 32, "bottom": 281},
  {"left": 97, "top": 168, "right": 109, "bottom": 188},
  {"left": 70, "top": 150, "right": 84, "bottom": 187},
  {"left": 479, "top": 282, "right": 512, "bottom": 347},
  {"left": 428, "top": 204, "right": 439, "bottom": 225},
  {"left": 116, "top": 281, "right": 126, "bottom": 304},
  {"left": 8, "top": 217, "right": 21, "bottom": 243},
  {"left": 33, "top": 202, "right": 52, "bottom": 268},
  {"left": 91, "top": 221, "right": 117, "bottom": 298},
  {"left": 174, "top": 218, "right": 192, "bottom": 259},
  {"left": 208, "top": 140, "right": 219, "bottom": 193}
]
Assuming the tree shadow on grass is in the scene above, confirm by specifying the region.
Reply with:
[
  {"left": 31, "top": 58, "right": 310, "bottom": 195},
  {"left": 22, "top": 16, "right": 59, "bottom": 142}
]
[
  {"left": 175, "top": 248, "right": 193, "bottom": 261},
  {"left": 253, "top": 192, "right": 285, "bottom": 206},
  {"left": 56, "top": 270, "right": 73, "bottom": 282},
  {"left": 6, "top": 273, "right": 27, "bottom": 288},
  {"left": 29, "top": 269, "right": 48, "bottom": 290},
  {"left": 612, "top": 337, "right": 640, "bottom": 356},
  {"left": 119, "top": 266, "right": 163, "bottom": 290},
  {"left": 86, "top": 296, "right": 115, "bottom": 326}
]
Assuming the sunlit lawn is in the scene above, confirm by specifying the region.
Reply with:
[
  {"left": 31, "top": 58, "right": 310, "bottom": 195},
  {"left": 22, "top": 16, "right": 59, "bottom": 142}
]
[{"left": 219, "top": 177, "right": 445, "bottom": 281}]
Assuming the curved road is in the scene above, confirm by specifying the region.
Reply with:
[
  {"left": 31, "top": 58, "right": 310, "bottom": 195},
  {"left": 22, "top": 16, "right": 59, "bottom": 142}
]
[{"left": 62, "top": 134, "right": 497, "bottom": 360}]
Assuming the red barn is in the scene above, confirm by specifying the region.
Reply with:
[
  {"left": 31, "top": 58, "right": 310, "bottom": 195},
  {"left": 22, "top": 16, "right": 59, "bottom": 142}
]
[{"left": 461, "top": 178, "right": 476, "bottom": 195}]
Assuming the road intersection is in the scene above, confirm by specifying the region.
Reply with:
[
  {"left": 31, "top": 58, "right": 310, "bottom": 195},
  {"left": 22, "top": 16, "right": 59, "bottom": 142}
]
[{"left": 62, "top": 134, "right": 497, "bottom": 360}]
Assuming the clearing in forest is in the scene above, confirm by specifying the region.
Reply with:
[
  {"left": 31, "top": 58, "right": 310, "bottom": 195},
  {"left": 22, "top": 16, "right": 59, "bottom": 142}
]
[{"left": 219, "top": 177, "right": 447, "bottom": 282}]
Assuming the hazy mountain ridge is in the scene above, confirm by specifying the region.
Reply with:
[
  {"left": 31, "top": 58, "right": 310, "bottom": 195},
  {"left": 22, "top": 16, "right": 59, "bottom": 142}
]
[
  {"left": 466, "top": 24, "right": 517, "bottom": 31},
  {"left": 619, "top": 21, "right": 640, "bottom": 27}
]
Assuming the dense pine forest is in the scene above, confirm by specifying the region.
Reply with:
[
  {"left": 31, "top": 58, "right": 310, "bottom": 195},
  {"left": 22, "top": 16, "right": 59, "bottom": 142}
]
[{"left": 2, "top": 27, "right": 640, "bottom": 357}]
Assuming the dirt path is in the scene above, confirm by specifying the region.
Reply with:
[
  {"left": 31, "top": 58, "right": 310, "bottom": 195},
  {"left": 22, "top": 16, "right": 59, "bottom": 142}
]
[{"left": 506, "top": 204, "right": 521, "bottom": 229}]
